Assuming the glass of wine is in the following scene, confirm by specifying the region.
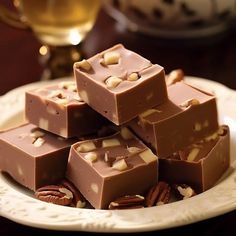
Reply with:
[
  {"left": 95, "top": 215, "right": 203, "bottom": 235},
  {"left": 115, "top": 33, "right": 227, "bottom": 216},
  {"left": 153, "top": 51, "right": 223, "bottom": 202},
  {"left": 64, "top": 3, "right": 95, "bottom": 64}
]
[{"left": 0, "top": 0, "right": 101, "bottom": 79}]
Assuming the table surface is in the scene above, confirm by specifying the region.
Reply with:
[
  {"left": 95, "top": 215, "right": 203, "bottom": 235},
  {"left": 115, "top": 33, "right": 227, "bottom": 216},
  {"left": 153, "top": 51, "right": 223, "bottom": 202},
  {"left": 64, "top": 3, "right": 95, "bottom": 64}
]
[{"left": 0, "top": 4, "right": 236, "bottom": 236}]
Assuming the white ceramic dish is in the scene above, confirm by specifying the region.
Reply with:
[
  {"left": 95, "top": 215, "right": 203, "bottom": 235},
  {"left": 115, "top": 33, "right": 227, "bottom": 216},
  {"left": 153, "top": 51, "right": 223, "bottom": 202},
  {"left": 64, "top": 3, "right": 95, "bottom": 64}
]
[{"left": 0, "top": 77, "right": 236, "bottom": 232}]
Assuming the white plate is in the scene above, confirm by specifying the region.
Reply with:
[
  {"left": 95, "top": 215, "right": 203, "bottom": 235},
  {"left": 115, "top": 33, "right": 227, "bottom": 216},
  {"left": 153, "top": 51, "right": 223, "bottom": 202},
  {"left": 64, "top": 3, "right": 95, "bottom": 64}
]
[{"left": 0, "top": 77, "right": 236, "bottom": 233}]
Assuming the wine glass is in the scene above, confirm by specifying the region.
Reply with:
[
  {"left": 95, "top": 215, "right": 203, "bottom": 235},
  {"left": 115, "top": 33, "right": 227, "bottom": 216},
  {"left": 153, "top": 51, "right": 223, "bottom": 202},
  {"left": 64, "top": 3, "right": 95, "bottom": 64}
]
[{"left": 0, "top": 0, "right": 101, "bottom": 80}]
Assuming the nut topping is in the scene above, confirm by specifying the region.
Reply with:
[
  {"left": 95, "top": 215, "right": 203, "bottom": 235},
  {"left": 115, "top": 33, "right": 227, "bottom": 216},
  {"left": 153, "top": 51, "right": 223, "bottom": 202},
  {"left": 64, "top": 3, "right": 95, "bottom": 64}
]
[
  {"left": 218, "top": 126, "right": 227, "bottom": 136},
  {"left": 180, "top": 99, "right": 200, "bottom": 108},
  {"left": 84, "top": 152, "right": 97, "bottom": 163},
  {"left": 112, "top": 159, "right": 128, "bottom": 171},
  {"left": 101, "top": 51, "right": 120, "bottom": 65},
  {"left": 102, "top": 138, "right": 120, "bottom": 148},
  {"left": 105, "top": 76, "right": 122, "bottom": 88},
  {"left": 173, "top": 184, "right": 196, "bottom": 200},
  {"left": 108, "top": 195, "right": 145, "bottom": 209},
  {"left": 127, "top": 72, "right": 139, "bottom": 81},
  {"left": 145, "top": 181, "right": 171, "bottom": 207},
  {"left": 77, "top": 141, "right": 96, "bottom": 152},
  {"left": 139, "top": 149, "right": 157, "bottom": 164},
  {"left": 166, "top": 69, "right": 184, "bottom": 86},
  {"left": 74, "top": 59, "right": 91, "bottom": 71},
  {"left": 120, "top": 127, "right": 133, "bottom": 140},
  {"left": 32, "top": 137, "right": 45, "bottom": 147}
]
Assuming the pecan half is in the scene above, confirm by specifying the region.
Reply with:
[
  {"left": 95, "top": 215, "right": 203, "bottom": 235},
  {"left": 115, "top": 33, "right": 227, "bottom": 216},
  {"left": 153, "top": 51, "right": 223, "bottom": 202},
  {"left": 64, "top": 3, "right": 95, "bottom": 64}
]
[
  {"left": 145, "top": 181, "right": 171, "bottom": 207},
  {"left": 35, "top": 179, "right": 86, "bottom": 208},
  {"left": 35, "top": 185, "right": 73, "bottom": 206},
  {"left": 108, "top": 195, "right": 145, "bottom": 210},
  {"left": 61, "top": 179, "right": 86, "bottom": 208},
  {"left": 173, "top": 184, "right": 196, "bottom": 200}
]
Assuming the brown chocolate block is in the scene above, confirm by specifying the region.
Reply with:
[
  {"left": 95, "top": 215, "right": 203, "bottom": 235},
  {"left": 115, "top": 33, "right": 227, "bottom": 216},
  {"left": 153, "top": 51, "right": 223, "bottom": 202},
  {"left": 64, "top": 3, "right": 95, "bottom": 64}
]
[
  {"left": 128, "top": 81, "right": 219, "bottom": 158},
  {"left": 0, "top": 123, "right": 78, "bottom": 191},
  {"left": 74, "top": 44, "right": 167, "bottom": 125},
  {"left": 25, "top": 81, "right": 109, "bottom": 138},
  {"left": 66, "top": 127, "right": 158, "bottom": 209},
  {"left": 159, "top": 125, "right": 230, "bottom": 193}
]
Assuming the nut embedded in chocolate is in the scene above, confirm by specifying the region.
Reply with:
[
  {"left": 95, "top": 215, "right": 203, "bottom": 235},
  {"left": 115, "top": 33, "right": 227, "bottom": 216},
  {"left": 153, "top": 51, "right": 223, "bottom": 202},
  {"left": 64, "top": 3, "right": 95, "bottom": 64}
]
[
  {"left": 145, "top": 181, "right": 171, "bottom": 207},
  {"left": 108, "top": 195, "right": 145, "bottom": 210},
  {"left": 105, "top": 76, "right": 122, "bottom": 89},
  {"left": 74, "top": 59, "right": 91, "bottom": 71}
]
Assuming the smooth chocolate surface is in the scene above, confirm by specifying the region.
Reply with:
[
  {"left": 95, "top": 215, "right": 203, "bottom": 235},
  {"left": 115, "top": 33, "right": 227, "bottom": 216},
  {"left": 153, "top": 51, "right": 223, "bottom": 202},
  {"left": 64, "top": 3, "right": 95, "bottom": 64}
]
[
  {"left": 25, "top": 81, "right": 109, "bottom": 138},
  {"left": 0, "top": 123, "right": 78, "bottom": 191},
  {"left": 128, "top": 81, "right": 219, "bottom": 158},
  {"left": 159, "top": 125, "right": 230, "bottom": 193},
  {"left": 66, "top": 127, "right": 158, "bottom": 209},
  {"left": 74, "top": 44, "right": 167, "bottom": 125}
]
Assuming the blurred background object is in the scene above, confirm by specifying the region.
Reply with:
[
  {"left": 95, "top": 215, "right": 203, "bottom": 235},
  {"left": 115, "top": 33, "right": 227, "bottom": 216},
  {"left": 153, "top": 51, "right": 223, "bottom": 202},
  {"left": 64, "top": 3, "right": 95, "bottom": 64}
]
[
  {"left": 104, "top": 0, "right": 236, "bottom": 38},
  {"left": 0, "top": 0, "right": 101, "bottom": 80}
]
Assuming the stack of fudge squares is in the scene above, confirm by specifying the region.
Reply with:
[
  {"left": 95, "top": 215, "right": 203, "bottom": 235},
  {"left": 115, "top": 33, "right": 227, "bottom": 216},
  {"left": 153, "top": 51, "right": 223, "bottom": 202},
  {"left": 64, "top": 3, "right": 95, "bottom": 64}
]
[{"left": 0, "top": 44, "right": 230, "bottom": 210}]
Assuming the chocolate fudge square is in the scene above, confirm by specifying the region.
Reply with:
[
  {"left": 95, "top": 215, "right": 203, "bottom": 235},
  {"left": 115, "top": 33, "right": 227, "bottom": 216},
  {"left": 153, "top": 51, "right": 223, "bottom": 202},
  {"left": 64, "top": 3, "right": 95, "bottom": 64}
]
[
  {"left": 66, "top": 127, "right": 158, "bottom": 209},
  {"left": 159, "top": 125, "right": 230, "bottom": 193},
  {"left": 74, "top": 44, "right": 167, "bottom": 125},
  {"left": 25, "top": 81, "right": 109, "bottom": 138},
  {"left": 0, "top": 123, "right": 77, "bottom": 191},
  {"left": 128, "top": 81, "right": 219, "bottom": 158}
]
